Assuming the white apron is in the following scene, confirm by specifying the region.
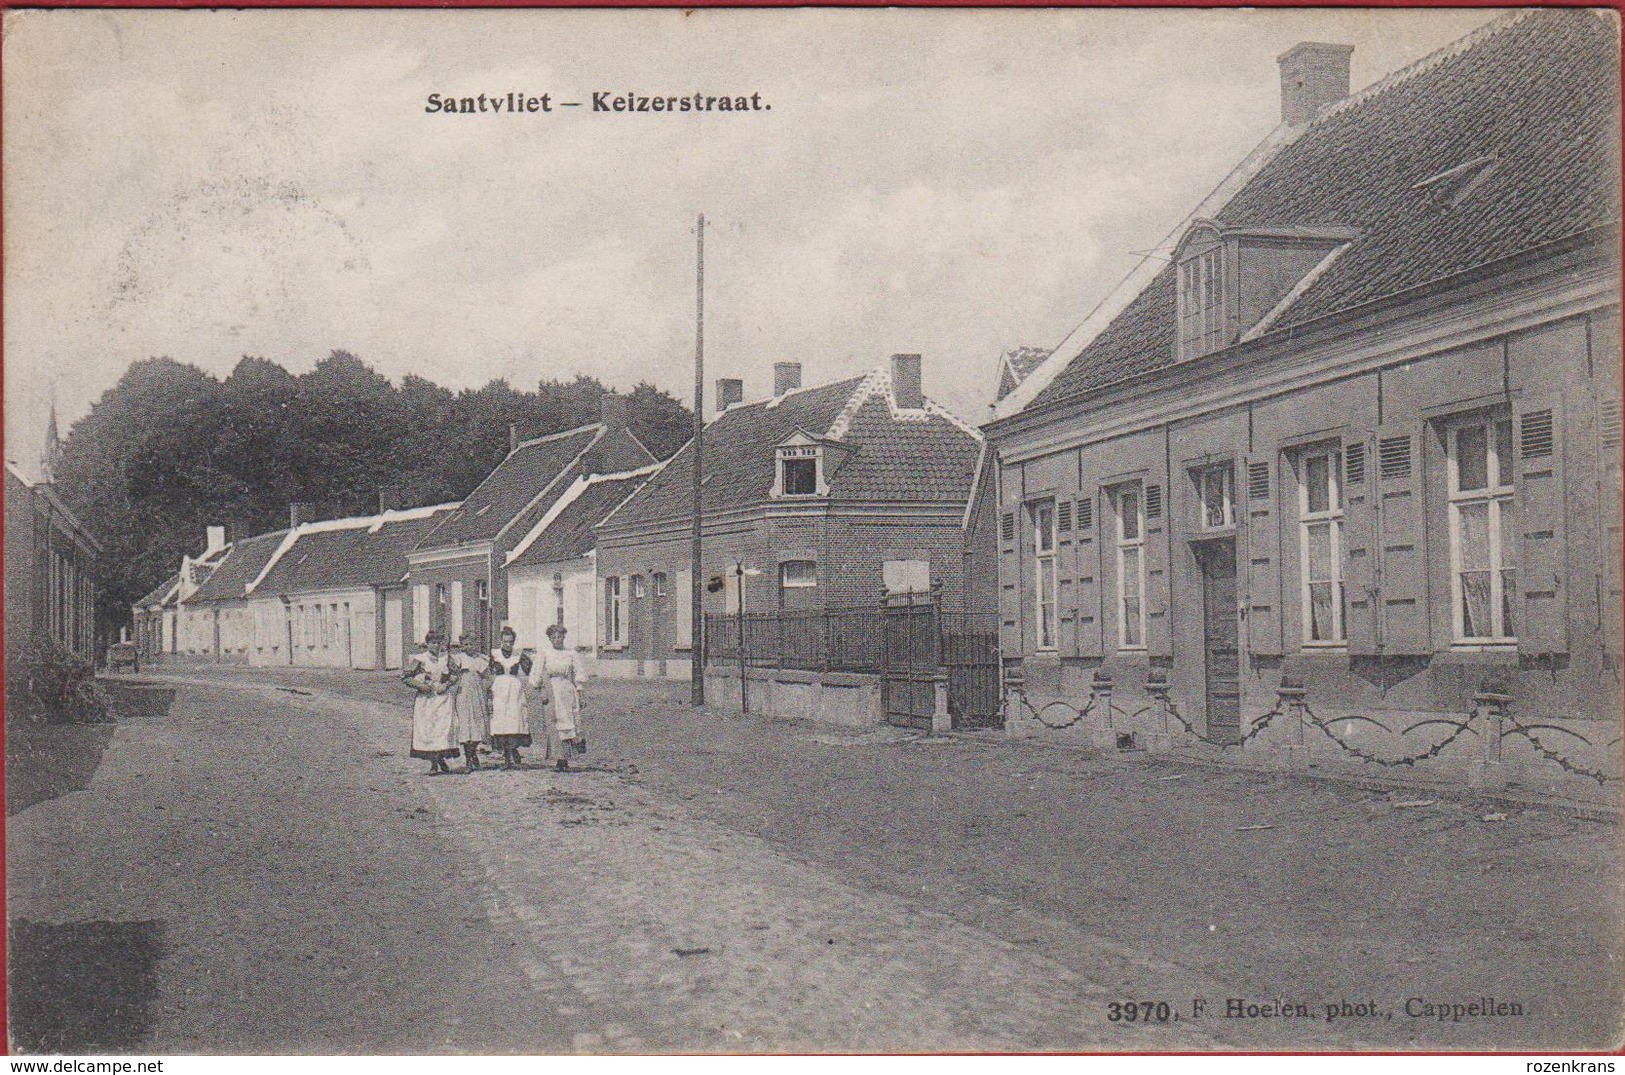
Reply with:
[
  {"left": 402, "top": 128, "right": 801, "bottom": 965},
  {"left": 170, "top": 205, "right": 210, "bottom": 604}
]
[
  {"left": 406, "top": 651, "right": 458, "bottom": 759},
  {"left": 488, "top": 648, "right": 532, "bottom": 743}
]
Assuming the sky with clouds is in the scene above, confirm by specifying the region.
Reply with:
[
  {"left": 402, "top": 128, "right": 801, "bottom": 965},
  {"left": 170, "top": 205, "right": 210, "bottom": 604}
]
[{"left": 3, "top": 6, "right": 1502, "bottom": 477}]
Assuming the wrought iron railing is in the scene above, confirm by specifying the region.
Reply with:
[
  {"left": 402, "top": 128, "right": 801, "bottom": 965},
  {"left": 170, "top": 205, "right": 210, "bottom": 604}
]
[{"left": 704, "top": 606, "right": 886, "bottom": 673}]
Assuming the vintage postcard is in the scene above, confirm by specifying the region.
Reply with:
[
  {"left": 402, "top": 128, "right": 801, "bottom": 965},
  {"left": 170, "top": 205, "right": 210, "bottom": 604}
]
[{"left": 3, "top": 5, "right": 1620, "bottom": 1057}]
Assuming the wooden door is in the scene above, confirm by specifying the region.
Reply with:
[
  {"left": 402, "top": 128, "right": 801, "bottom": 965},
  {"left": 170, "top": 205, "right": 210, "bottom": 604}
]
[
  {"left": 1197, "top": 540, "right": 1241, "bottom": 743},
  {"left": 384, "top": 592, "right": 404, "bottom": 669}
]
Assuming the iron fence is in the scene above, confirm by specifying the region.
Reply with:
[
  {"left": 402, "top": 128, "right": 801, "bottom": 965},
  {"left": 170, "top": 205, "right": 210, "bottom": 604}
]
[{"left": 704, "top": 606, "right": 886, "bottom": 673}]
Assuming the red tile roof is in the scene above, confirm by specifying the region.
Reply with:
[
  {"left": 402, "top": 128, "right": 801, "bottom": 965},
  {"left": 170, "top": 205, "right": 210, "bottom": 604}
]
[{"left": 1026, "top": 10, "right": 1620, "bottom": 412}]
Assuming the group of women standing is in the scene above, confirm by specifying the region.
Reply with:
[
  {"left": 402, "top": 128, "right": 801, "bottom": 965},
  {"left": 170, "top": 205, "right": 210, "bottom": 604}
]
[{"left": 405, "top": 622, "right": 588, "bottom": 775}]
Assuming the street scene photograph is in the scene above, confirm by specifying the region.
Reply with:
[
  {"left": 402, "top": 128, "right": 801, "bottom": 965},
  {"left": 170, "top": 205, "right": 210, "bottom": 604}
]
[{"left": 3, "top": 4, "right": 1621, "bottom": 1056}]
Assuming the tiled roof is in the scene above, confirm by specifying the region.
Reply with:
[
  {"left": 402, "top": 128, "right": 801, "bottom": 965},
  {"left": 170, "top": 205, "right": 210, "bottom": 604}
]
[
  {"left": 189, "top": 531, "right": 289, "bottom": 603},
  {"left": 995, "top": 346, "right": 1053, "bottom": 402},
  {"left": 135, "top": 572, "right": 181, "bottom": 610},
  {"left": 606, "top": 367, "right": 983, "bottom": 530},
  {"left": 416, "top": 424, "right": 655, "bottom": 550},
  {"left": 252, "top": 505, "right": 457, "bottom": 597},
  {"left": 1027, "top": 10, "right": 1620, "bottom": 412},
  {"left": 506, "top": 467, "right": 660, "bottom": 570}
]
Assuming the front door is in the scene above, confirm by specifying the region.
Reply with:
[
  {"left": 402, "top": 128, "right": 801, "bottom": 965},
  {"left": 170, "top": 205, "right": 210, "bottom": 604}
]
[
  {"left": 1196, "top": 540, "right": 1241, "bottom": 743},
  {"left": 384, "top": 592, "right": 404, "bottom": 669}
]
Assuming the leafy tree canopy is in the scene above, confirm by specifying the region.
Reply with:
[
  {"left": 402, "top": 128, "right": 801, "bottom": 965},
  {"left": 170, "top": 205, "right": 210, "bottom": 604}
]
[{"left": 52, "top": 351, "right": 693, "bottom": 622}]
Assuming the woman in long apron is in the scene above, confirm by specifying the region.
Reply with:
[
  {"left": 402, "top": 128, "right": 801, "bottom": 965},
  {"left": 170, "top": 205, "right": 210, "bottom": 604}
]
[
  {"left": 404, "top": 629, "right": 458, "bottom": 775},
  {"left": 449, "top": 632, "right": 491, "bottom": 773},
  {"left": 533, "top": 623, "right": 588, "bottom": 772},
  {"left": 488, "top": 625, "right": 534, "bottom": 769}
]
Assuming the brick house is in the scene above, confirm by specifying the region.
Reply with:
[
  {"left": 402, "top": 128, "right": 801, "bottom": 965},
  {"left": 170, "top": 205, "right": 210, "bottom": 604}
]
[
  {"left": 594, "top": 354, "right": 984, "bottom": 680},
  {"left": 502, "top": 462, "right": 662, "bottom": 663},
  {"left": 405, "top": 397, "right": 654, "bottom": 653},
  {"left": 985, "top": 11, "right": 1621, "bottom": 797}
]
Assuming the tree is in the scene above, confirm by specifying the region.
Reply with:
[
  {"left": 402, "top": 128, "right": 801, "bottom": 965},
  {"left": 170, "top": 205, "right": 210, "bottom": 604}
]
[{"left": 53, "top": 351, "right": 694, "bottom": 624}]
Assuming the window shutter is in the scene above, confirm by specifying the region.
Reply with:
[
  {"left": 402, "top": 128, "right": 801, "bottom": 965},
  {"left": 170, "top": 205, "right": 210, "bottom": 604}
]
[
  {"left": 1145, "top": 479, "right": 1172, "bottom": 657},
  {"left": 999, "top": 502, "right": 1022, "bottom": 656},
  {"left": 1056, "top": 497, "right": 1078, "bottom": 657},
  {"left": 1074, "top": 494, "right": 1103, "bottom": 658},
  {"left": 674, "top": 568, "right": 693, "bottom": 647},
  {"left": 1243, "top": 452, "right": 1282, "bottom": 655},
  {"left": 1516, "top": 396, "right": 1568, "bottom": 654},
  {"left": 1343, "top": 435, "right": 1380, "bottom": 655},
  {"left": 1373, "top": 422, "right": 1431, "bottom": 654}
]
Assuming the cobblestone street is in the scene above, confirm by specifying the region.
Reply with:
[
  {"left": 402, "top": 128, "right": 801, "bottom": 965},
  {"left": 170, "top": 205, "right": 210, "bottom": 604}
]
[{"left": 8, "top": 666, "right": 1620, "bottom": 1052}]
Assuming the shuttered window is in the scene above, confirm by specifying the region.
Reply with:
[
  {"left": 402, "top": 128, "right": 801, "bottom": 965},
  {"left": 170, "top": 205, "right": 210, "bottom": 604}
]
[
  {"left": 1298, "top": 447, "right": 1346, "bottom": 645},
  {"left": 1031, "top": 500, "right": 1058, "bottom": 651},
  {"left": 1447, "top": 415, "right": 1516, "bottom": 643},
  {"left": 1112, "top": 483, "right": 1146, "bottom": 650}
]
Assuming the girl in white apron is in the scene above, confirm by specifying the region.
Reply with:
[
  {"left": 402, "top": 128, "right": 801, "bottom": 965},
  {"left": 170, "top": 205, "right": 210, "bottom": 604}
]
[
  {"left": 404, "top": 629, "right": 458, "bottom": 775},
  {"left": 533, "top": 623, "right": 588, "bottom": 771},
  {"left": 449, "top": 632, "right": 491, "bottom": 773},
  {"left": 488, "top": 625, "right": 534, "bottom": 769}
]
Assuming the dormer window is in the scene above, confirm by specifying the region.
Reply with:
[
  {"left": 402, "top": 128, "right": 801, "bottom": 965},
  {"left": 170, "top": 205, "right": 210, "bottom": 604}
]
[
  {"left": 772, "top": 434, "right": 829, "bottom": 498},
  {"left": 1177, "top": 230, "right": 1228, "bottom": 361},
  {"left": 782, "top": 451, "right": 818, "bottom": 495},
  {"left": 1174, "top": 220, "right": 1357, "bottom": 362}
]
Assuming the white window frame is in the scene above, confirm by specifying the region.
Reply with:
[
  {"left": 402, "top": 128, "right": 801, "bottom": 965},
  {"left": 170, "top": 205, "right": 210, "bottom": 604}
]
[
  {"left": 631, "top": 575, "right": 646, "bottom": 600},
  {"left": 1195, "top": 463, "right": 1236, "bottom": 531},
  {"left": 654, "top": 571, "right": 668, "bottom": 598},
  {"left": 1177, "top": 243, "right": 1227, "bottom": 361},
  {"left": 774, "top": 444, "right": 826, "bottom": 498},
  {"left": 1113, "top": 483, "right": 1147, "bottom": 651},
  {"left": 780, "top": 560, "right": 818, "bottom": 589},
  {"left": 1298, "top": 446, "right": 1346, "bottom": 646},
  {"left": 1446, "top": 415, "right": 1516, "bottom": 644},
  {"left": 605, "top": 575, "right": 625, "bottom": 646},
  {"left": 1031, "top": 500, "right": 1058, "bottom": 651}
]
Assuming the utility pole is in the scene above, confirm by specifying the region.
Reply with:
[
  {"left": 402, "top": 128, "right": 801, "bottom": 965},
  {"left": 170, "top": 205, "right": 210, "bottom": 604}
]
[{"left": 690, "top": 214, "right": 706, "bottom": 706}]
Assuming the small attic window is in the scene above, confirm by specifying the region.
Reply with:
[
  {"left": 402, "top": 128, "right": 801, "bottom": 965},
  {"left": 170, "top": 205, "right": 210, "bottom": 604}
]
[
  {"left": 773, "top": 442, "right": 826, "bottom": 498},
  {"left": 1415, "top": 155, "right": 1499, "bottom": 210},
  {"left": 1176, "top": 228, "right": 1228, "bottom": 361}
]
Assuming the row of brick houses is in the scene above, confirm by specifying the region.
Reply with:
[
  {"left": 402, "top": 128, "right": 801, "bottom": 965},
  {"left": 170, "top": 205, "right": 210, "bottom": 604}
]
[
  {"left": 134, "top": 366, "right": 988, "bottom": 686},
  {"left": 985, "top": 10, "right": 1622, "bottom": 797}
]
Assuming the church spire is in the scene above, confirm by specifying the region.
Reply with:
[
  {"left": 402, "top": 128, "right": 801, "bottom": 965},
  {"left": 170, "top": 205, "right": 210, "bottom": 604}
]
[{"left": 40, "top": 391, "right": 62, "bottom": 484}]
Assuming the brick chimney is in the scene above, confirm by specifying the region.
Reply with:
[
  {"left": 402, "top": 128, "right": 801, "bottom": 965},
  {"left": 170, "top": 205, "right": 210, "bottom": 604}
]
[
  {"left": 204, "top": 526, "right": 227, "bottom": 556},
  {"left": 1277, "top": 42, "right": 1353, "bottom": 127},
  {"left": 891, "top": 353, "right": 924, "bottom": 410},
  {"left": 773, "top": 362, "right": 802, "bottom": 396},
  {"left": 378, "top": 485, "right": 402, "bottom": 514},
  {"left": 716, "top": 378, "right": 743, "bottom": 412},
  {"left": 599, "top": 393, "right": 630, "bottom": 430},
  {"left": 508, "top": 423, "right": 519, "bottom": 453}
]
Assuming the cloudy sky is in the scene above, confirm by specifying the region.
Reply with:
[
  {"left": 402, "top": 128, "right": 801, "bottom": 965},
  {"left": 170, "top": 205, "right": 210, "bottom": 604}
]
[{"left": 3, "top": 6, "right": 1501, "bottom": 476}]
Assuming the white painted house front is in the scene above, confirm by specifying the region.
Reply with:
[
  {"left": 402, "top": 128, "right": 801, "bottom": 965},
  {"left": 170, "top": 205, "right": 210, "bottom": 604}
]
[{"left": 503, "top": 464, "right": 661, "bottom": 670}]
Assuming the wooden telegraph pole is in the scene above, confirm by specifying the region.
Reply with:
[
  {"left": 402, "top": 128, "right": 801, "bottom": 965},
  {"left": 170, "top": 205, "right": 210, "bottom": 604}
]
[{"left": 690, "top": 214, "right": 706, "bottom": 706}]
